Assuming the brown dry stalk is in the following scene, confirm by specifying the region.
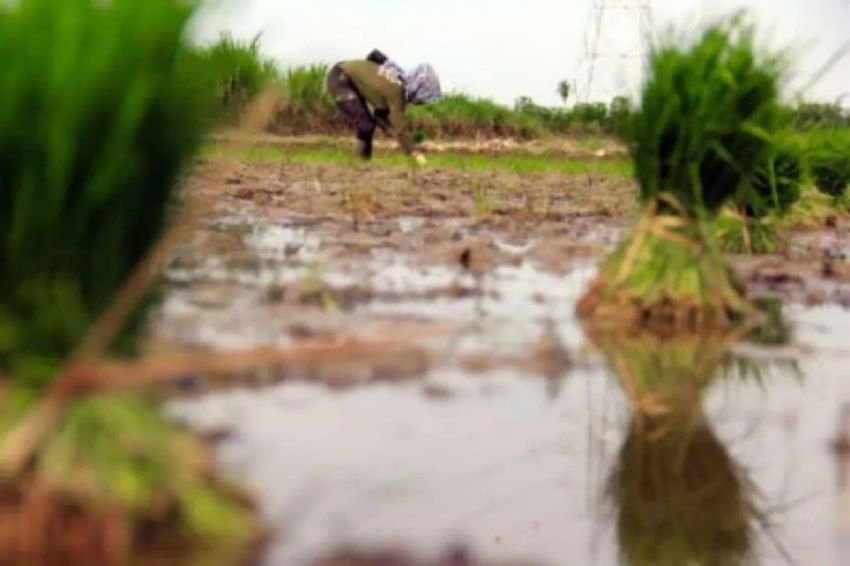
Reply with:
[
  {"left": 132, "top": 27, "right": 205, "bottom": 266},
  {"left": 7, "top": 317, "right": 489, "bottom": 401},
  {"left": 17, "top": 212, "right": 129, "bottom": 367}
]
[
  {"left": 239, "top": 87, "right": 286, "bottom": 132},
  {"left": 76, "top": 338, "right": 417, "bottom": 392},
  {"left": 655, "top": 192, "right": 689, "bottom": 215},
  {"left": 615, "top": 192, "right": 699, "bottom": 265},
  {"left": 0, "top": 338, "right": 420, "bottom": 478},
  {"left": 648, "top": 216, "right": 700, "bottom": 252},
  {"left": 0, "top": 395, "right": 66, "bottom": 481},
  {"left": 618, "top": 201, "right": 702, "bottom": 286},
  {"left": 615, "top": 200, "right": 656, "bottom": 284},
  {"left": 72, "top": 207, "right": 199, "bottom": 360}
]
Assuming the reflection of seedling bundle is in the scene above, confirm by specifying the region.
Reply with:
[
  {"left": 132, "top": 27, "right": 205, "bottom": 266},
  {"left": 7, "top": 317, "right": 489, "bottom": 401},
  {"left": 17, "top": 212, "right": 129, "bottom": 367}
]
[
  {"left": 591, "top": 330, "right": 733, "bottom": 414},
  {"left": 0, "top": 0, "right": 256, "bottom": 562},
  {"left": 745, "top": 297, "right": 793, "bottom": 347},
  {"left": 593, "top": 331, "right": 763, "bottom": 566},
  {"left": 578, "top": 18, "right": 783, "bottom": 330},
  {"left": 609, "top": 412, "right": 759, "bottom": 566}
]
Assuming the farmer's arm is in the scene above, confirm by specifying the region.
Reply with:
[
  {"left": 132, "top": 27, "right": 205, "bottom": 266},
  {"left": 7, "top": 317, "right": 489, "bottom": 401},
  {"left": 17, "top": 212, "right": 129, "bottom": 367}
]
[{"left": 386, "top": 95, "right": 416, "bottom": 155}]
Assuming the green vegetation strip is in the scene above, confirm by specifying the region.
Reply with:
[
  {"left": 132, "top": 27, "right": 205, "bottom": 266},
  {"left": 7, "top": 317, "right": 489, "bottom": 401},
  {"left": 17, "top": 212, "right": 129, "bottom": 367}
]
[{"left": 203, "top": 143, "right": 634, "bottom": 177}]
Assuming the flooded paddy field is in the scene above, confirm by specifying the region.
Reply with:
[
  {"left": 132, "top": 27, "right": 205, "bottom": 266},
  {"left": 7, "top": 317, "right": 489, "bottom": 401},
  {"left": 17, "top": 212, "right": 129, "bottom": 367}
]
[{"left": 154, "top": 138, "right": 850, "bottom": 565}]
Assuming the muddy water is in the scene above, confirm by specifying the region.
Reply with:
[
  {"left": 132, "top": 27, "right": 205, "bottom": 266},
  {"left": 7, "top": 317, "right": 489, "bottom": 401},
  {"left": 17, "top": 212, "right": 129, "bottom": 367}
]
[{"left": 160, "top": 172, "right": 850, "bottom": 565}]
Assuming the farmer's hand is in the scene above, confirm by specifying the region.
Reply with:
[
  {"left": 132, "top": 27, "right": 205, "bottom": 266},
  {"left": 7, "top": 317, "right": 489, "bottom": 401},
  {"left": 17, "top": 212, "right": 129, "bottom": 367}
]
[{"left": 412, "top": 151, "right": 427, "bottom": 168}]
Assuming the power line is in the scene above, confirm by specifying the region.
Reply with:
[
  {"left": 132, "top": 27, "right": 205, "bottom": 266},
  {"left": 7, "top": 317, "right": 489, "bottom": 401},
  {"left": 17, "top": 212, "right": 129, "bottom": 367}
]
[{"left": 577, "top": 0, "right": 653, "bottom": 103}]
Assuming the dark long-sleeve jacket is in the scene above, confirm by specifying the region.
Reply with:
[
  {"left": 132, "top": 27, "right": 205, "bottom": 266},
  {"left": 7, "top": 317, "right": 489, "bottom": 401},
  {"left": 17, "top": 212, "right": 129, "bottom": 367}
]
[{"left": 338, "top": 60, "right": 415, "bottom": 154}]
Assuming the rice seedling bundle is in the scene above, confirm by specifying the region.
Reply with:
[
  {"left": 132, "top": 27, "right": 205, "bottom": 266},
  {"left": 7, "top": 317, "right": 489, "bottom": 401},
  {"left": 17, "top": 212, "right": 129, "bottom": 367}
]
[
  {"left": 0, "top": 0, "right": 257, "bottom": 561},
  {"left": 578, "top": 18, "right": 783, "bottom": 330}
]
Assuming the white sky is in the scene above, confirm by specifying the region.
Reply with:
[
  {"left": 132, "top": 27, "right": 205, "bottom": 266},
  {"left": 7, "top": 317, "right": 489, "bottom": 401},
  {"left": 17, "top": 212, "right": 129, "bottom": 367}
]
[{"left": 192, "top": 0, "right": 850, "bottom": 107}]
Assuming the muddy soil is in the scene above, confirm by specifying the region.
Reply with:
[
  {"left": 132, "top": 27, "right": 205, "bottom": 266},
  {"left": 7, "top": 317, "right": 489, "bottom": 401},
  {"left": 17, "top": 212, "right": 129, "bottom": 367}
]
[{"left": 156, "top": 142, "right": 850, "bottom": 565}]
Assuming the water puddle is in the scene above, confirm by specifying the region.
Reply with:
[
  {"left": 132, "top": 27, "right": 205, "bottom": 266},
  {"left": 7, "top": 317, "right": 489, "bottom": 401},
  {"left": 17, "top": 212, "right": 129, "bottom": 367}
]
[{"left": 159, "top": 210, "right": 850, "bottom": 565}]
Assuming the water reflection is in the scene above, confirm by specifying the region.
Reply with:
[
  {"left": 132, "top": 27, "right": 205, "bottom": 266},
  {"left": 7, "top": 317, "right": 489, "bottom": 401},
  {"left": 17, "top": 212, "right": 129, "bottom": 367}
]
[
  {"left": 747, "top": 298, "right": 793, "bottom": 347},
  {"left": 729, "top": 298, "right": 803, "bottom": 386},
  {"left": 832, "top": 405, "right": 850, "bottom": 490},
  {"left": 607, "top": 395, "right": 762, "bottom": 565},
  {"left": 591, "top": 329, "right": 774, "bottom": 566}
]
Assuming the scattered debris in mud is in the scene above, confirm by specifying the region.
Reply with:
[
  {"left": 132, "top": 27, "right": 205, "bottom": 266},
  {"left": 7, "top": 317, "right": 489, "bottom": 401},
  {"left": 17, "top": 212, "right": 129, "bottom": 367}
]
[{"left": 313, "top": 544, "right": 537, "bottom": 566}]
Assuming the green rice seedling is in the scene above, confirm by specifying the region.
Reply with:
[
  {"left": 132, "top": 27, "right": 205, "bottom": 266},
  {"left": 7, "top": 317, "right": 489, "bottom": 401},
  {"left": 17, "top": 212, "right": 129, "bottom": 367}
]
[
  {"left": 808, "top": 130, "right": 850, "bottom": 204},
  {"left": 0, "top": 0, "right": 257, "bottom": 560},
  {"left": 631, "top": 19, "right": 782, "bottom": 212},
  {"left": 813, "top": 162, "right": 850, "bottom": 200},
  {"left": 578, "top": 17, "right": 784, "bottom": 330},
  {"left": 747, "top": 145, "right": 804, "bottom": 217},
  {"left": 717, "top": 212, "right": 783, "bottom": 254},
  {"left": 0, "top": 0, "right": 209, "bottom": 384},
  {"left": 775, "top": 186, "right": 836, "bottom": 229},
  {"left": 720, "top": 143, "right": 803, "bottom": 254}
]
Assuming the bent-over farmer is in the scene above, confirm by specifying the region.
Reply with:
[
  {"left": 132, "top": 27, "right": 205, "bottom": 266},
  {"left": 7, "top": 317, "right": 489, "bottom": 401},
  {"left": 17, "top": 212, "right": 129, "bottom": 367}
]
[{"left": 326, "top": 49, "right": 442, "bottom": 166}]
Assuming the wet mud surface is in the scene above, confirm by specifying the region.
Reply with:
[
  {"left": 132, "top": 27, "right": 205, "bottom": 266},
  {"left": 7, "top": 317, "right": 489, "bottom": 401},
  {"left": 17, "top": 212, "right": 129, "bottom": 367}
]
[{"left": 156, "top": 145, "right": 850, "bottom": 565}]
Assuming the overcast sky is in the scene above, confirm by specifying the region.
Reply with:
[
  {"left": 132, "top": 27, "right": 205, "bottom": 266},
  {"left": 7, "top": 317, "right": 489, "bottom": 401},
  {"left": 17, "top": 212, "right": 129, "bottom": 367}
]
[{"left": 192, "top": 0, "right": 850, "bottom": 107}]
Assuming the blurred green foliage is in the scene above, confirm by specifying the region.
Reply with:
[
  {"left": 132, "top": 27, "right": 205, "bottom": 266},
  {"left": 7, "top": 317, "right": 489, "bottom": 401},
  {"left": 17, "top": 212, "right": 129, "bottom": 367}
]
[
  {"left": 629, "top": 17, "right": 782, "bottom": 214},
  {"left": 0, "top": 1, "right": 256, "bottom": 560},
  {"left": 192, "top": 32, "right": 280, "bottom": 120},
  {"left": 807, "top": 128, "right": 850, "bottom": 201},
  {"left": 0, "top": 0, "right": 207, "bottom": 387}
]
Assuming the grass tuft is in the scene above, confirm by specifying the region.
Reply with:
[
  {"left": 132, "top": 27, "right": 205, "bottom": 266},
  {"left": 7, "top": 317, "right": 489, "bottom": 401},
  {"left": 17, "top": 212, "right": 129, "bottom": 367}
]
[{"left": 193, "top": 32, "right": 281, "bottom": 121}]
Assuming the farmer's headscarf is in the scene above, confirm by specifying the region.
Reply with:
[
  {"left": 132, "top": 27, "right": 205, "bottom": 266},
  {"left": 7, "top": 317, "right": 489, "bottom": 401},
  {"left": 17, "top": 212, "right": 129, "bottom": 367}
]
[
  {"left": 378, "top": 60, "right": 442, "bottom": 104},
  {"left": 405, "top": 63, "right": 442, "bottom": 103}
]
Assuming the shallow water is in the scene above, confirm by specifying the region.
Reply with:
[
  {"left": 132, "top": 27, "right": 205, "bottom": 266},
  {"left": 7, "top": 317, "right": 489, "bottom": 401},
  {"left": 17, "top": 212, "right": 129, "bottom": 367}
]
[{"left": 161, "top": 212, "right": 850, "bottom": 565}]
